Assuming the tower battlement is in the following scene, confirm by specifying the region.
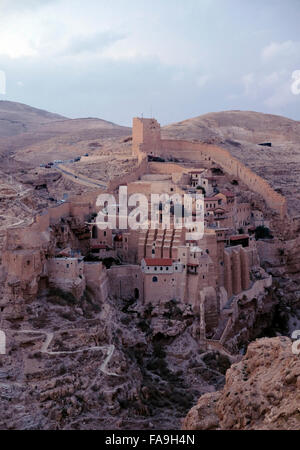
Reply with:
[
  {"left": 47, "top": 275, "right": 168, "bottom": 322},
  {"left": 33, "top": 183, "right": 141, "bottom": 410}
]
[{"left": 132, "top": 117, "right": 161, "bottom": 159}]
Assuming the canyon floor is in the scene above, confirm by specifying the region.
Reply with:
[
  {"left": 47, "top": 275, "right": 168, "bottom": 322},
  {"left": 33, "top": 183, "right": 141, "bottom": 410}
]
[{"left": 0, "top": 291, "right": 232, "bottom": 430}]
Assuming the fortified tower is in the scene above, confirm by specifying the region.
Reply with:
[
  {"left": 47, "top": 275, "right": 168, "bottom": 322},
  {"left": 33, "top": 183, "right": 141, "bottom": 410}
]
[{"left": 132, "top": 117, "right": 161, "bottom": 160}]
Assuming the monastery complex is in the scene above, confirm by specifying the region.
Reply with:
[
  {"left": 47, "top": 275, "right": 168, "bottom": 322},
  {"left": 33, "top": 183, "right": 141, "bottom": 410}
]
[{"left": 1, "top": 117, "right": 288, "bottom": 351}]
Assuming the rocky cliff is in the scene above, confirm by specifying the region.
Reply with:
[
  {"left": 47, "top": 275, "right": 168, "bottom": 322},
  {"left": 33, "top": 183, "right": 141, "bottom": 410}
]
[{"left": 183, "top": 337, "right": 300, "bottom": 430}]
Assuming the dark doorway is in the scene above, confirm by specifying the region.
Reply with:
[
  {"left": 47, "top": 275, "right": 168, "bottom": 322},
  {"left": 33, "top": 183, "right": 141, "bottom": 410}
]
[{"left": 92, "top": 225, "right": 98, "bottom": 239}]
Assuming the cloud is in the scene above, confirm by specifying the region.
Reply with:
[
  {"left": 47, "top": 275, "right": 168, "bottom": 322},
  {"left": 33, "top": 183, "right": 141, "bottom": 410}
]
[
  {"left": 196, "top": 75, "right": 209, "bottom": 88},
  {"left": 291, "top": 70, "right": 300, "bottom": 95},
  {"left": 0, "top": 69, "right": 6, "bottom": 94},
  {"left": 0, "top": 0, "right": 57, "bottom": 14},
  {"left": 63, "top": 31, "right": 126, "bottom": 56},
  {"left": 239, "top": 39, "right": 300, "bottom": 113},
  {"left": 259, "top": 71, "right": 282, "bottom": 87},
  {"left": 264, "top": 80, "right": 295, "bottom": 108},
  {"left": 242, "top": 73, "right": 255, "bottom": 96},
  {"left": 171, "top": 72, "right": 185, "bottom": 83},
  {"left": 240, "top": 67, "right": 299, "bottom": 111},
  {"left": 261, "top": 40, "right": 300, "bottom": 64},
  {"left": 0, "top": 1, "right": 300, "bottom": 123}
]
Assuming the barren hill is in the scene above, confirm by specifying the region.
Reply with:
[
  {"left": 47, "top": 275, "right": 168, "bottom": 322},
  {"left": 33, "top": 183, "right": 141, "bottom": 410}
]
[
  {"left": 163, "top": 111, "right": 300, "bottom": 216},
  {"left": 0, "top": 100, "right": 67, "bottom": 138},
  {"left": 1, "top": 104, "right": 300, "bottom": 216},
  {"left": 0, "top": 103, "right": 133, "bottom": 232},
  {"left": 0, "top": 101, "right": 131, "bottom": 162}
]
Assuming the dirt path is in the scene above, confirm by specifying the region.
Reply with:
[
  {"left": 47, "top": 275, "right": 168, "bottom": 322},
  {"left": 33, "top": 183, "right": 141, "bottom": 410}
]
[
  {"left": 56, "top": 164, "right": 107, "bottom": 189},
  {"left": 17, "top": 330, "right": 119, "bottom": 377}
]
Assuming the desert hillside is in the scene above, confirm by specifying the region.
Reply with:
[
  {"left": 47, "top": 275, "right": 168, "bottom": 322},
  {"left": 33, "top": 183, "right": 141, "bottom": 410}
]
[
  {"left": 0, "top": 100, "right": 67, "bottom": 138},
  {"left": 163, "top": 110, "right": 300, "bottom": 143},
  {"left": 0, "top": 102, "right": 132, "bottom": 240},
  {"left": 0, "top": 101, "right": 131, "bottom": 160},
  {"left": 1, "top": 104, "right": 300, "bottom": 228},
  {"left": 163, "top": 111, "right": 300, "bottom": 216}
]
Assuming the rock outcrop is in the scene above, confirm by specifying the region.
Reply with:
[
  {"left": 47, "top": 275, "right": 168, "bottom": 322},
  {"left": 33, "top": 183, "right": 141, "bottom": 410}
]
[{"left": 183, "top": 337, "right": 300, "bottom": 430}]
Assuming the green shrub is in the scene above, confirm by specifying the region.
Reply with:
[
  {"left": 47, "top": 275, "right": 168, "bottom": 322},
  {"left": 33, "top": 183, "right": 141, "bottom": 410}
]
[
  {"left": 255, "top": 225, "right": 273, "bottom": 240},
  {"left": 48, "top": 287, "right": 77, "bottom": 306}
]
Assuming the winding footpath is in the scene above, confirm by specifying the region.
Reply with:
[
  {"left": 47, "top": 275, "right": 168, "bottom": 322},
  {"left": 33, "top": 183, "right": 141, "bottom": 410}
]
[{"left": 14, "top": 330, "right": 119, "bottom": 377}]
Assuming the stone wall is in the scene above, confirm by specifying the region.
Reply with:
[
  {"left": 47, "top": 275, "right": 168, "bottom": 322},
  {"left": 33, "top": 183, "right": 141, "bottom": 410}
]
[
  {"left": 83, "top": 261, "right": 109, "bottom": 303},
  {"left": 107, "top": 265, "right": 143, "bottom": 301},
  {"left": 143, "top": 269, "right": 185, "bottom": 305},
  {"left": 107, "top": 154, "right": 148, "bottom": 192},
  {"left": 133, "top": 118, "right": 287, "bottom": 219}
]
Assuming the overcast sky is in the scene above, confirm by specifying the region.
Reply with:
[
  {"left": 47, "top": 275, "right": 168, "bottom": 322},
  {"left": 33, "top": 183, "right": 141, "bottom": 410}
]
[{"left": 0, "top": 0, "right": 299, "bottom": 125}]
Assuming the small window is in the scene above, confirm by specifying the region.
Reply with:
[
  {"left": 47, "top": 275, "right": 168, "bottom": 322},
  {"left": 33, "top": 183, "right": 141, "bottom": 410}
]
[
  {"left": 66, "top": 264, "right": 69, "bottom": 268},
  {"left": 152, "top": 276, "right": 158, "bottom": 283}
]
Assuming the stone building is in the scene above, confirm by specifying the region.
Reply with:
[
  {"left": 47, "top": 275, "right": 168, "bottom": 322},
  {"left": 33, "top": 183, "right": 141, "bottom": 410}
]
[
  {"left": 141, "top": 257, "right": 185, "bottom": 304},
  {"left": 47, "top": 257, "right": 85, "bottom": 299},
  {"left": 0, "top": 115, "right": 278, "bottom": 349}
]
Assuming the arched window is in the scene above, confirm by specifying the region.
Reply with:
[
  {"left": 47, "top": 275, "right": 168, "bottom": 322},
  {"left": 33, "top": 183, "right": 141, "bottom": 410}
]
[{"left": 152, "top": 276, "right": 158, "bottom": 283}]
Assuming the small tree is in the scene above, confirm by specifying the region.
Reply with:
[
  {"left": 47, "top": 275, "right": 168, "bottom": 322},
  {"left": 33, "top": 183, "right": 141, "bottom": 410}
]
[
  {"left": 196, "top": 186, "right": 206, "bottom": 195},
  {"left": 255, "top": 225, "right": 272, "bottom": 240}
]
